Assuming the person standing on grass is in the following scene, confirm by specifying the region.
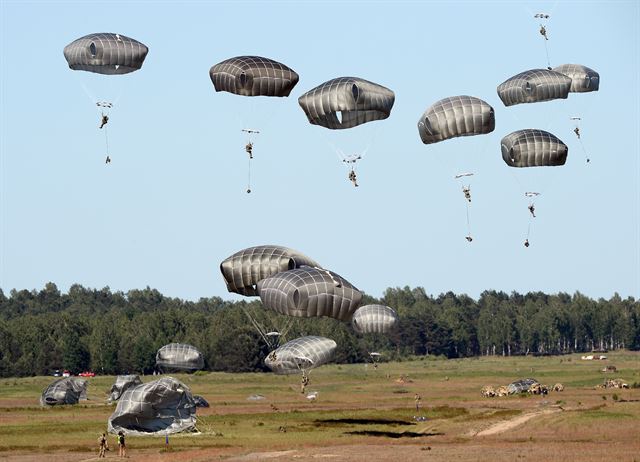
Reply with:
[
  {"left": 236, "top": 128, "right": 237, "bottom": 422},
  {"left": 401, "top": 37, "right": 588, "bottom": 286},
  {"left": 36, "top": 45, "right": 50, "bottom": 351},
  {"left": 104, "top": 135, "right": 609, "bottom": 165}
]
[
  {"left": 98, "top": 432, "right": 108, "bottom": 457},
  {"left": 117, "top": 430, "right": 126, "bottom": 458},
  {"left": 414, "top": 393, "right": 422, "bottom": 413}
]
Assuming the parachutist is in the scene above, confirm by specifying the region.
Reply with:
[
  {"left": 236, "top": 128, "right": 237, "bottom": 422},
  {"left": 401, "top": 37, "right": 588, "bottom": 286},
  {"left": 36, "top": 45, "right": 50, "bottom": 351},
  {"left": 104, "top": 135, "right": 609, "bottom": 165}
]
[
  {"left": 528, "top": 204, "right": 536, "bottom": 218},
  {"left": 586, "top": 158, "right": 591, "bottom": 163},
  {"left": 539, "top": 25, "right": 548, "bottom": 40},
  {"left": 573, "top": 127, "right": 581, "bottom": 139},
  {"left": 245, "top": 142, "right": 253, "bottom": 159},
  {"left": 301, "top": 372, "right": 310, "bottom": 394},
  {"left": 99, "top": 114, "right": 109, "bottom": 129},
  {"left": 414, "top": 393, "right": 422, "bottom": 412},
  {"left": 105, "top": 155, "right": 111, "bottom": 164},
  {"left": 465, "top": 236, "right": 473, "bottom": 242},
  {"left": 462, "top": 186, "right": 471, "bottom": 202},
  {"left": 524, "top": 239, "right": 530, "bottom": 248},
  {"left": 348, "top": 169, "right": 359, "bottom": 187},
  {"left": 246, "top": 188, "right": 251, "bottom": 194}
]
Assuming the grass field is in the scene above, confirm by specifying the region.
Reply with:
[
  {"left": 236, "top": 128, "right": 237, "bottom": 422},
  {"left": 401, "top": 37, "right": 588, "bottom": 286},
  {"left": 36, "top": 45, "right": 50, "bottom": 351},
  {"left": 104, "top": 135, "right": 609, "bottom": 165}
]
[{"left": 1, "top": 351, "right": 639, "bottom": 461}]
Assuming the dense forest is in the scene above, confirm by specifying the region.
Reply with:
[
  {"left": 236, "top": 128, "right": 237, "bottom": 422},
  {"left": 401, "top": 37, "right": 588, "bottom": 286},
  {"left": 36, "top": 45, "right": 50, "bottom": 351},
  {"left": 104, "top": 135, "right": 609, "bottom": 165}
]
[{"left": 0, "top": 283, "right": 638, "bottom": 378}]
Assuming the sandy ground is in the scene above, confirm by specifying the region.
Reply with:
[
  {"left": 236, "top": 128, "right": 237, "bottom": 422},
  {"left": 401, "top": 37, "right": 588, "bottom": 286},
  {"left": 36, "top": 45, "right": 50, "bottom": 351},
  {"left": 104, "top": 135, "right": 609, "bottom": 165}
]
[{"left": 471, "top": 408, "right": 561, "bottom": 436}]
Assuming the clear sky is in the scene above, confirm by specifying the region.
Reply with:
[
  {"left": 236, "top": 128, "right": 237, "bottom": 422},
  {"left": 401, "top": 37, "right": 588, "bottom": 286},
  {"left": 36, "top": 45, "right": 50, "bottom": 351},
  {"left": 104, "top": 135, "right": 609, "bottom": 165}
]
[{"left": 1, "top": 1, "right": 638, "bottom": 302}]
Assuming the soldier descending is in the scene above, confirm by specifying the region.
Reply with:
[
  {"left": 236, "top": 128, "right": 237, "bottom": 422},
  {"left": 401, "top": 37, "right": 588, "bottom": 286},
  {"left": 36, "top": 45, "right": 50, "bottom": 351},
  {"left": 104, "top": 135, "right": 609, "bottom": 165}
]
[
  {"left": 105, "top": 155, "right": 111, "bottom": 164},
  {"left": 245, "top": 142, "right": 253, "bottom": 159},
  {"left": 574, "top": 127, "right": 581, "bottom": 139},
  {"left": 348, "top": 169, "right": 359, "bottom": 187},
  {"left": 528, "top": 204, "right": 536, "bottom": 218},
  {"left": 99, "top": 114, "right": 109, "bottom": 129},
  {"left": 462, "top": 186, "right": 471, "bottom": 202},
  {"left": 539, "top": 25, "right": 548, "bottom": 40},
  {"left": 300, "top": 371, "right": 310, "bottom": 394}
]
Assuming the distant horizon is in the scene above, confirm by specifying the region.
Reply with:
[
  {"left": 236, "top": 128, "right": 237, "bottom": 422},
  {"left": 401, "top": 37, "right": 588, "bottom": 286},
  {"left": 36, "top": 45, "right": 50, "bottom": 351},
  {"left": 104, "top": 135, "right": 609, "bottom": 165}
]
[{"left": 1, "top": 280, "right": 635, "bottom": 303}]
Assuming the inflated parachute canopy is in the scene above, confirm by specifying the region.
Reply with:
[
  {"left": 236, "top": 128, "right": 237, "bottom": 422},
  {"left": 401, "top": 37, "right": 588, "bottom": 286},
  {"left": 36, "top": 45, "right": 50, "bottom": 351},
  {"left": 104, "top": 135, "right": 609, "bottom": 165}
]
[
  {"left": 107, "top": 377, "right": 197, "bottom": 435},
  {"left": 497, "top": 69, "right": 571, "bottom": 106},
  {"left": 220, "top": 245, "right": 321, "bottom": 297},
  {"left": 40, "top": 377, "right": 88, "bottom": 406},
  {"left": 351, "top": 304, "right": 399, "bottom": 334},
  {"left": 552, "top": 64, "right": 600, "bottom": 93},
  {"left": 418, "top": 96, "right": 495, "bottom": 144},
  {"left": 265, "top": 336, "right": 337, "bottom": 374},
  {"left": 209, "top": 56, "right": 299, "bottom": 97},
  {"left": 109, "top": 375, "right": 143, "bottom": 402},
  {"left": 501, "top": 129, "right": 568, "bottom": 167},
  {"left": 507, "top": 378, "right": 539, "bottom": 394},
  {"left": 298, "top": 77, "right": 395, "bottom": 129},
  {"left": 257, "top": 267, "right": 362, "bottom": 322},
  {"left": 63, "top": 33, "right": 149, "bottom": 75},
  {"left": 156, "top": 343, "right": 204, "bottom": 372}
]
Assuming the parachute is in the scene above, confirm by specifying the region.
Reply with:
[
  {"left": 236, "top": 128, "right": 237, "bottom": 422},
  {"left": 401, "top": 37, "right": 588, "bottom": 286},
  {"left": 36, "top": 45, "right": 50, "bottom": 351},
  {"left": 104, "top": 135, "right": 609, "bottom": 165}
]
[
  {"left": 108, "top": 377, "right": 197, "bottom": 435},
  {"left": 209, "top": 56, "right": 299, "bottom": 192},
  {"left": 553, "top": 64, "right": 600, "bottom": 93},
  {"left": 264, "top": 336, "right": 337, "bottom": 375},
  {"left": 40, "top": 377, "right": 88, "bottom": 406},
  {"left": 220, "top": 245, "right": 320, "bottom": 297},
  {"left": 417, "top": 96, "right": 495, "bottom": 144},
  {"left": 156, "top": 343, "right": 204, "bottom": 372},
  {"left": 64, "top": 33, "right": 149, "bottom": 164},
  {"left": 109, "top": 375, "right": 143, "bottom": 403},
  {"left": 417, "top": 96, "right": 494, "bottom": 242},
  {"left": 351, "top": 304, "right": 399, "bottom": 334},
  {"left": 63, "top": 33, "right": 149, "bottom": 75},
  {"left": 507, "top": 378, "right": 540, "bottom": 394},
  {"left": 497, "top": 69, "right": 571, "bottom": 106},
  {"left": 257, "top": 267, "right": 363, "bottom": 322},
  {"left": 193, "top": 395, "right": 210, "bottom": 408},
  {"left": 209, "top": 56, "right": 299, "bottom": 97},
  {"left": 501, "top": 129, "right": 568, "bottom": 167},
  {"left": 298, "top": 77, "right": 395, "bottom": 130}
]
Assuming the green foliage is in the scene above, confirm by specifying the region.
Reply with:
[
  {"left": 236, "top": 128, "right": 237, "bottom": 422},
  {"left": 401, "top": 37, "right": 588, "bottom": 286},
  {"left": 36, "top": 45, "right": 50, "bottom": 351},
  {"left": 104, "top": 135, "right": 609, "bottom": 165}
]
[{"left": 0, "top": 283, "right": 638, "bottom": 377}]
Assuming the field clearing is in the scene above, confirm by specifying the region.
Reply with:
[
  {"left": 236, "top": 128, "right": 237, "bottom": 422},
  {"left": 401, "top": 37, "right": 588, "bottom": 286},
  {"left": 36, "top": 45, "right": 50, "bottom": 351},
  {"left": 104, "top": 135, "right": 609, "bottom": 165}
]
[{"left": 1, "top": 352, "right": 639, "bottom": 461}]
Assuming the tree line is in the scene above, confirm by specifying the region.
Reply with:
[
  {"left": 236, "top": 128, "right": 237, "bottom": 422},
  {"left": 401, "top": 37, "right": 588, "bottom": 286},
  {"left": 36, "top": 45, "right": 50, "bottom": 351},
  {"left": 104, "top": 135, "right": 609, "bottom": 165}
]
[{"left": 0, "top": 283, "right": 638, "bottom": 377}]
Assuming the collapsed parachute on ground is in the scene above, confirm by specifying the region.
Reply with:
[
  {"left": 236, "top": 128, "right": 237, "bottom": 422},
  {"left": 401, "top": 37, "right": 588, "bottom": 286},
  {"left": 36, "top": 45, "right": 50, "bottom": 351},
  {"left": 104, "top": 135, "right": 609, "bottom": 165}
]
[
  {"left": 351, "top": 304, "right": 399, "bottom": 334},
  {"left": 265, "top": 336, "right": 337, "bottom": 374},
  {"left": 552, "top": 64, "right": 600, "bottom": 93},
  {"left": 63, "top": 33, "right": 149, "bottom": 75},
  {"left": 501, "top": 129, "right": 568, "bottom": 167},
  {"left": 220, "top": 245, "right": 320, "bottom": 297},
  {"left": 156, "top": 343, "right": 204, "bottom": 372},
  {"left": 298, "top": 77, "right": 395, "bottom": 129},
  {"left": 209, "top": 56, "right": 299, "bottom": 97},
  {"left": 257, "top": 267, "right": 362, "bottom": 322},
  {"left": 497, "top": 69, "right": 571, "bottom": 106},
  {"left": 109, "top": 375, "right": 143, "bottom": 402},
  {"left": 508, "top": 378, "right": 540, "bottom": 394},
  {"left": 193, "top": 395, "right": 210, "bottom": 408},
  {"left": 108, "top": 377, "right": 197, "bottom": 435},
  {"left": 418, "top": 96, "right": 495, "bottom": 144},
  {"left": 40, "top": 377, "right": 88, "bottom": 406}
]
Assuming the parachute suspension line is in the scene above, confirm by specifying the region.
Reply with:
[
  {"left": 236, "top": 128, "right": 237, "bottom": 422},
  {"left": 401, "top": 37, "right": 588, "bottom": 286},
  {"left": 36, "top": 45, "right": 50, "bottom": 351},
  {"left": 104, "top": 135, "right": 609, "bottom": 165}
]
[
  {"left": 247, "top": 156, "right": 252, "bottom": 193},
  {"left": 103, "top": 123, "right": 110, "bottom": 159},
  {"left": 466, "top": 200, "right": 472, "bottom": 237},
  {"left": 240, "top": 307, "right": 276, "bottom": 350},
  {"left": 542, "top": 32, "right": 551, "bottom": 68}
]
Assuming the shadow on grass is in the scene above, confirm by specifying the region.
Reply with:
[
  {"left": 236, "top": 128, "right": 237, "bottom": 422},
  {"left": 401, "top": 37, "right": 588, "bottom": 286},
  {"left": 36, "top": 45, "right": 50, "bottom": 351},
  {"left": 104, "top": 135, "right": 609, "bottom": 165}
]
[{"left": 345, "top": 430, "right": 444, "bottom": 438}]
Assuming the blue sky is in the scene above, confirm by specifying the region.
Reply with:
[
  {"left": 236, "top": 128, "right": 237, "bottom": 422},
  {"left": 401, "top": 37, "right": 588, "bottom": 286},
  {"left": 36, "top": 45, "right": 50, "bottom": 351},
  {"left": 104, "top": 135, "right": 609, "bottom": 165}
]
[{"left": 1, "top": 1, "right": 638, "bottom": 301}]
